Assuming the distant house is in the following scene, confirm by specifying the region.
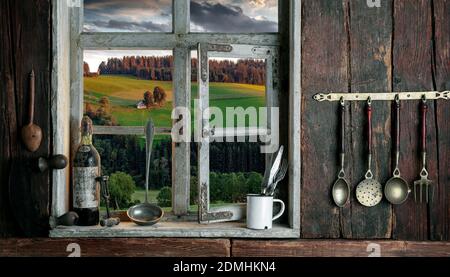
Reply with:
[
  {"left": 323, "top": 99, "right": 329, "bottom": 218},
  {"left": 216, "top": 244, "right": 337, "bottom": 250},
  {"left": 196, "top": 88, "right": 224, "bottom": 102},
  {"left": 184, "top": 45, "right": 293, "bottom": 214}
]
[{"left": 136, "top": 100, "right": 147, "bottom": 110}]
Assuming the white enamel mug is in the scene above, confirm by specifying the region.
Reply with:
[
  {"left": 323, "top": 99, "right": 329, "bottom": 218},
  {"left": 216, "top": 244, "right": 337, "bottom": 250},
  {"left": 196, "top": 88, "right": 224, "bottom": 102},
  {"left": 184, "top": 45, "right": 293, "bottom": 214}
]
[{"left": 246, "top": 194, "right": 285, "bottom": 230}]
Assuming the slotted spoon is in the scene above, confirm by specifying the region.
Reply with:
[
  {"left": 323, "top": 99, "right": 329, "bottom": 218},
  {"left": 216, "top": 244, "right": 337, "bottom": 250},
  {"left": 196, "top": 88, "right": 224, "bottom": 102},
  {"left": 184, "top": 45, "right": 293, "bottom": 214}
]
[{"left": 356, "top": 98, "right": 383, "bottom": 207}]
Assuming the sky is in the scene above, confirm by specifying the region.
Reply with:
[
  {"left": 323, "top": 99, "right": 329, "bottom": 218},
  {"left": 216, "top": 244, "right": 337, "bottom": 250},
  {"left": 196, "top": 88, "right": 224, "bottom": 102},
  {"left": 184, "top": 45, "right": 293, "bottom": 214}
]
[{"left": 84, "top": 0, "right": 278, "bottom": 71}]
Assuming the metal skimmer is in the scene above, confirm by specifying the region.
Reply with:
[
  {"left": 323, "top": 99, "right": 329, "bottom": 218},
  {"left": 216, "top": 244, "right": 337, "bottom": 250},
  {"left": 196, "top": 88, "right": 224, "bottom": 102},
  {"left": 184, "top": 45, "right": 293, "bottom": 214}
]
[{"left": 356, "top": 98, "right": 383, "bottom": 207}]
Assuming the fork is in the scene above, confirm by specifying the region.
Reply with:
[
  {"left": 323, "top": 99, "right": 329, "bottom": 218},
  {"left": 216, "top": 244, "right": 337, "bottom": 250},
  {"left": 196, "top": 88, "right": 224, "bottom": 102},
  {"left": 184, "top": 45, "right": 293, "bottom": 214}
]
[{"left": 265, "top": 159, "right": 288, "bottom": 196}]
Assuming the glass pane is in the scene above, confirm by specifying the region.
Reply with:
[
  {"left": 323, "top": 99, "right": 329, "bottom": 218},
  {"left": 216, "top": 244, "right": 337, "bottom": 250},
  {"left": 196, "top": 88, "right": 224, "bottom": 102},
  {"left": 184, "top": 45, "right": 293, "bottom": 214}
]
[
  {"left": 190, "top": 141, "right": 265, "bottom": 210},
  {"left": 191, "top": 53, "right": 267, "bottom": 128},
  {"left": 190, "top": 0, "right": 278, "bottom": 33},
  {"left": 84, "top": 50, "right": 174, "bottom": 212},
  {"left": 84, "top": 0, "right": 172, "bottom": 32},
  {"left": 93, "top": 134, "right": 173, "bottom": 213},
  {"left": 83, "top": 50, "right": 173, "bottom": 127},
  {"left": 189, "top": 50, "right": 268, "bottom": 211}
]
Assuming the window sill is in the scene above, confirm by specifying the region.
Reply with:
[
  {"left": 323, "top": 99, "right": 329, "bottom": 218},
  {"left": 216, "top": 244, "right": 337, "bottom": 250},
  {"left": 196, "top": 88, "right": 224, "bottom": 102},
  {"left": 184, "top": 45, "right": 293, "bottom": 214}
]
[{"left": 49, "top": 221, "right": 299, "bottom": 238}]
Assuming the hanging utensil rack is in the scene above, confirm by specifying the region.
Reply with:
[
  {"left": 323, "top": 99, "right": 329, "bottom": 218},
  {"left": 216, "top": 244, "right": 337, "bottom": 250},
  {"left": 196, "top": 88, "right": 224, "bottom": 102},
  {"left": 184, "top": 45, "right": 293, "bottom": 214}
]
[{"left": 313, "top": 91, "right": 450, "bottom": 102}]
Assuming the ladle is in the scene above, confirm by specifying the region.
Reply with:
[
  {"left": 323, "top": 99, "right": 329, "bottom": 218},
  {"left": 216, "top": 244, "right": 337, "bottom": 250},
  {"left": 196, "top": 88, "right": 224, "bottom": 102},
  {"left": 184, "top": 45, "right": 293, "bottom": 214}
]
[
  {"left": 127, "top": 119, "right": 164, "bottom": 226},
  {"left": 385, "top": 96, "right": 410, "bottom": 205}
]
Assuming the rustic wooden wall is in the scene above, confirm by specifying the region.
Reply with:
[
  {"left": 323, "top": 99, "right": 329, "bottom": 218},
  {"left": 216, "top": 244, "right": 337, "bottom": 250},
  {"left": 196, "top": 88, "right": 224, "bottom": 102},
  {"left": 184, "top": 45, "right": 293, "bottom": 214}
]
[
  {"left": 0, "top": 0, "right": 448, "bottom": 241},
  {"left": 301, "top": 0, "right": 450, "bottom": 240},
  {"left": 0, "top": 0, "right": 51, "bottom": 237}
]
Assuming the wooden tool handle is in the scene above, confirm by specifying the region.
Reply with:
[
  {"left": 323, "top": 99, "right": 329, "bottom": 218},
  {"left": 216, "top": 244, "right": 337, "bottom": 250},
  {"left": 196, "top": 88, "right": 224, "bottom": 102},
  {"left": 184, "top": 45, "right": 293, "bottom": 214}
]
[
  {"left": 395, "top": 98, "right": 401, "bottom": 154},
  {"left": 340, "top": 100, "right": 345, "bottom": 155},
  {"left": 29, "top": 70, "right": 35, "bottom": 124},
  {"left": 421, "top": 100, "right": 428, "bottom": 152},
  {"left": 367, "top": 101, "right": 373, "bottom": 155}
]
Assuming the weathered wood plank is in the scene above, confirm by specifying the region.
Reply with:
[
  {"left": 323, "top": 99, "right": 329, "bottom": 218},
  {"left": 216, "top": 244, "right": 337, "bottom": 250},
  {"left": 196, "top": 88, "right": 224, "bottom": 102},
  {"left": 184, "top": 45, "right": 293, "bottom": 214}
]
[
  {"left": 232, "top": 240, "right": 450, "bottom": 257},
  {"left": 1, "top": 239, "right": 449, "bottom": 257},
  {"left": 80, "top": 33, "right": 280, "bottom": 50},
  {"left": 432, "top": 0, "right": 450, "bottom": 241},
  {"left": 1, "top": 0, "right": 52, "bottom": 237},
  {"left": 93, "top": 126, "right": 172, "bottom": 136},
  {"left": 392, "top": 0, "right": 436, "bottom": 240},
  {"left": 345, "top": 0, "right": 393, "bottom": 238},
  {"left": 51, "top": 0, "right": 71, "bottom": 218},
  {"left": 49, "top": 222, "right": 298, "bottom": 238},
  {"left": 301, "top": 0, "right": 348, "bottom": 238},
  {"left": 0, "top": 238, "right": 230, "bottom": 257},
  {"left": 287, "top": 0, "right": 301, "bottom": 231},
  {"left": 0, "top": 0, "right": 19, "bottom": 237},
  {"left": 69, "top": 0, "right": 84, "bottom": 160},
  {"left": 172, "top": 0, "right": 191, "bottom": 216}
]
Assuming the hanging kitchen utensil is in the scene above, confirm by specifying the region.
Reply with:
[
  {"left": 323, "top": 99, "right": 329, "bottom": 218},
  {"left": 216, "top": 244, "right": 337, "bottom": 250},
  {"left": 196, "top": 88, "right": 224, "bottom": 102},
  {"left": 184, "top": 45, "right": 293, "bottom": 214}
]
[
  {"left": 385, "top": 95, "right": 410, "bottom": 205},
  {"left": 332, "top": 98, "right": 350, "bottom": 207},
  {"left": 127, "top": 119, "right": 164, "bottom": 226},
  {"left": 414, "top": 97, "right": 433, "bottom": 203},
  {"left": 21, "top": 70, "right": 43, "bottom": 152},
  {"left": 356, "top": 98, "right": 383, "bottom": 207}
]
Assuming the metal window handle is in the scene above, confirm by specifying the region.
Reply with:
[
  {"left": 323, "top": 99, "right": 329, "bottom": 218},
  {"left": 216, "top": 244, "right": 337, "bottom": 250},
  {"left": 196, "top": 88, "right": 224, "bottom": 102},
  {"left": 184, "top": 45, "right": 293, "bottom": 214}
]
[{"left": 38, "top": 154, "right": 68, "bottom": 172}]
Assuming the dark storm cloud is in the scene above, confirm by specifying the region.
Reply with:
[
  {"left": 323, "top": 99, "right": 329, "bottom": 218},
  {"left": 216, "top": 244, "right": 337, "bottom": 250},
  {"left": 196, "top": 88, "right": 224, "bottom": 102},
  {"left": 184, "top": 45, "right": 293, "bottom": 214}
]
[
  {"left": 190, "top": 1, "right": 277, "bottom": 32},
  {"left": 84, "top": 0, "right": 172, "bottom": 12},
  {"left": 89, "top": 20, "right": 171, "bottom": 32},
  {"left": 84, "top": 0, "right": 172, "bottom": 31}
]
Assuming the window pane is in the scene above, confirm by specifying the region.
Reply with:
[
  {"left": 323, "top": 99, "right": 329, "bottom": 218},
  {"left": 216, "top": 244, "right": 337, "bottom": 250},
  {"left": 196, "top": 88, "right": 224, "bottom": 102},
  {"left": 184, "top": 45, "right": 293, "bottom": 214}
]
[
  {"left": 191, "top": 54, "right": 267, "bottom": 128},
  {"left": 83, "top": 0, "right": 172, "bottom": 32},
  {"left": 190, "top": 0, "right": 278, "bottom": 33},
  {"left": 93, "top": 134, "right": 173, "bottom": 212},
  {"left": 190, "top": 51, "right": 269, "bottom": 211},
  {"left": 83, "top": 50, "right": 173, "bottom": 127},
  {"left": 190, "top": 141, "right": 265, "bottom": 210}
]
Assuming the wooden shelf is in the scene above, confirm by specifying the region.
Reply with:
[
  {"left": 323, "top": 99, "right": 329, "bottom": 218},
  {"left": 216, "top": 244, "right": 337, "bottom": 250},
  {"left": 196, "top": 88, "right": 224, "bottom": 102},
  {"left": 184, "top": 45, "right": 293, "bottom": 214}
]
[
  {"left": 1, "top": 238, "right": 448, "bottom": 257},
  {"left": 232, "top": 240, "right": 450, "bottom": 257},
  {"left": 49, "top": 222, "right": 299, "bottom": 238}
]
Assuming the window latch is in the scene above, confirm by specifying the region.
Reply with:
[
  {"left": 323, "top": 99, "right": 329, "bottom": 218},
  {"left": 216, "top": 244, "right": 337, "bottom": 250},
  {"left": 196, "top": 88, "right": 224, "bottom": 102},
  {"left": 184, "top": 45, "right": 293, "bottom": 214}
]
[{"left": 199, "top": 43, "right": 233, "bottom": 82}]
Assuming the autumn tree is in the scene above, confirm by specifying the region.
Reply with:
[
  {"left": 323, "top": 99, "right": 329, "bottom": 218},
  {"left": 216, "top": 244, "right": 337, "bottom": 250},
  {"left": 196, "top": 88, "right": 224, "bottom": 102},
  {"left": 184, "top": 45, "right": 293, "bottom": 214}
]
[
  {"left": 85, "top": 103, "right": 96, "bottom": 119},
  {"left": 143, "top": 91, "right": 154, "bottom": 108},
  {"left": 94, "top": 56, "right": 265, "bottom": 85},
  {"left": 86, "top": 96, "right": 117, "bottom": 126},
  {"left": 153, "top": 86, "right": 167, "bottom": 107},
  {"left": 83, "top": 62, "right": 91, "bottom": 77},
  {"left": 98, "top": 96, "right": 111, "bottom": 112}
]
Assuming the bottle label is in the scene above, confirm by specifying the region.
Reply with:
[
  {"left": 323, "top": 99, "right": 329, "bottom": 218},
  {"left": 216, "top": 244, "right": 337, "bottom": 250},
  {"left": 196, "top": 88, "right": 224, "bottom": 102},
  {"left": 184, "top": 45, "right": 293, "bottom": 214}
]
[{"left": 73, "top": 167, "right": 99, "bottom": 209}]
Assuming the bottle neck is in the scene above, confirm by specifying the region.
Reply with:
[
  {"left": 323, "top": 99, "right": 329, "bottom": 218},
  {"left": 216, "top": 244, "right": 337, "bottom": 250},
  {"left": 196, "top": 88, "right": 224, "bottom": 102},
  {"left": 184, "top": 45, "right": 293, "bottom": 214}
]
[{"left": 81, "top": 134, "right": 93, "bottom": 145}]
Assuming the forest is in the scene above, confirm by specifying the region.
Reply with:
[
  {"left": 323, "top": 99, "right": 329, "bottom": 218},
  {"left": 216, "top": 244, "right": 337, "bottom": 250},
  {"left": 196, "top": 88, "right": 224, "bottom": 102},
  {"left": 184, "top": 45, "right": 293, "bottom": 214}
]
[
  {"left": 87, "top": 56, "right": 267, "bottom": 85},
  {"left": 93, "top": 135, "right": 265, "bottom": 190}
]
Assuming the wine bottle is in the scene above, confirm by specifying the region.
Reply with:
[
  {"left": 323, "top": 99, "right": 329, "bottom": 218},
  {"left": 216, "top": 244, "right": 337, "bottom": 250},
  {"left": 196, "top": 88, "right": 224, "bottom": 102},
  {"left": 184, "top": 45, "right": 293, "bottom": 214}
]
[{"left": 72, "top": 116, "right": 100, "bottom": 226}]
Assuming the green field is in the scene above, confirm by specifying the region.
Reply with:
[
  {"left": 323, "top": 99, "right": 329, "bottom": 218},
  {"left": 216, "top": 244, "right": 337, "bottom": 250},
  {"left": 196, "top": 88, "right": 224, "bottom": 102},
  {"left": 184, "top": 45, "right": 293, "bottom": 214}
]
[
  {"left": 131, "top": 189, "right": 160, "bottom": 204},
  {"left": 120, "top": 189, "right": 235, "bottom": 213},
  {"left": 84, "top": 75, "right": 266, "bottom": 128}
]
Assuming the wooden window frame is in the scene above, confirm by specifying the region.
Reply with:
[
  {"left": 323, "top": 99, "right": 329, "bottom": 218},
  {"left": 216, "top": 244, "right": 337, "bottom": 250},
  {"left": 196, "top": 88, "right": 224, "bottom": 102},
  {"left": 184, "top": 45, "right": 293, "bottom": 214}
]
[
  {"left": 196, "top": 43, "right": 279, "bottom": 224},
  {"left": 50, "top": 0, "right": 301, "bottom": 238}
]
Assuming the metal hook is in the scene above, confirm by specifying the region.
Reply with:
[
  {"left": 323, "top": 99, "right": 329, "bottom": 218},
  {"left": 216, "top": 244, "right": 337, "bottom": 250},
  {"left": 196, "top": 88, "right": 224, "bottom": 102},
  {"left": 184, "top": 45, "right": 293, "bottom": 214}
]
[
  {"left": 395, "top": 94, "right": 400, "bottom": 104},
  {"left": 422, "top": 94, "right": 427, "bottom": 103},
  {"left": 340, "top": 97, "right": 345, "bottom": 106},
  {"left": 367, "top": 96, "right": 372, "bottom": 106}
]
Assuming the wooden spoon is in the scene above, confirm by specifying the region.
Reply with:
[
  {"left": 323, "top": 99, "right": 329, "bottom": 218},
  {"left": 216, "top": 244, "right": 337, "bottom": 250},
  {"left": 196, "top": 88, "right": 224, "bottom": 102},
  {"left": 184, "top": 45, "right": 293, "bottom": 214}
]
[{"left": 21, "top": 70, "right": 42, "bottom": 152}]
